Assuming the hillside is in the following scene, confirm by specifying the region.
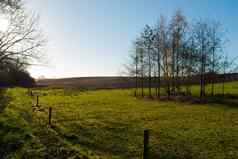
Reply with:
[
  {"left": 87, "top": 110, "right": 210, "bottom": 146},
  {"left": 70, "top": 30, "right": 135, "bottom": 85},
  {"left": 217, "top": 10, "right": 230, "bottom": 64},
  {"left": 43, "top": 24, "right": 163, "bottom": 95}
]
[
  {"left": 36, "top": 73, "right": 238, "bottom": 89},
  {"left": 36, "top": 77, "right": 135, "bottom": 89}
]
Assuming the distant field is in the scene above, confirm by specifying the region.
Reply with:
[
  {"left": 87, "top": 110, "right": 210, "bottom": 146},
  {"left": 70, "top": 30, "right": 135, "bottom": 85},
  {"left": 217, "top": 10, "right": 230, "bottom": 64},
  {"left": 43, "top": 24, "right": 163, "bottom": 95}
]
[{"left": 1, "top": 81, "right": 238, "bottom": 158}]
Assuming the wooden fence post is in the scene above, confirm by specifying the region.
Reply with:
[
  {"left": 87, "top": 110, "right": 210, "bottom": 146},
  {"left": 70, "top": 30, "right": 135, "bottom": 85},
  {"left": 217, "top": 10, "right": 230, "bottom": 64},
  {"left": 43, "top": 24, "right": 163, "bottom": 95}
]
[
  {"left": 49, "top": 107, "right": 52, "bottom": 126},
  {"left": 36, "top": 95, "right": 39, "bottom": 107},
  {"left": 143, "top": 129, "right": 149, "bottom": 159}
]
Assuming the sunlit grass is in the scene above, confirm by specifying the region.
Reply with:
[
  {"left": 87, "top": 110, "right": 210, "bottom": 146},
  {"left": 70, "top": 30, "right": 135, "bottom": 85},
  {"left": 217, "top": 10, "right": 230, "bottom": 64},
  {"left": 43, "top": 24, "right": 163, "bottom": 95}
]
[{"left": 2, "top": 81, "right": 238, "bottom": 158}]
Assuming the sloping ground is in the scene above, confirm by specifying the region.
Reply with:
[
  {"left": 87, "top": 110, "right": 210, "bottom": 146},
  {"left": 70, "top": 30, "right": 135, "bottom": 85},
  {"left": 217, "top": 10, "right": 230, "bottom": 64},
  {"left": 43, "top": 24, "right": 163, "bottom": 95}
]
[{"left": 0, "top": 88, "right": 102, "bottom": 159}]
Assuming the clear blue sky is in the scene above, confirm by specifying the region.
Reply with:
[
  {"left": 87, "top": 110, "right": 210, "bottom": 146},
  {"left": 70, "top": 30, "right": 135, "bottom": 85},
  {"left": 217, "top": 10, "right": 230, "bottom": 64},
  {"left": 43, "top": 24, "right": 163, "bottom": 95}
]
[{"left": 25, "top": 0, "right": 238, "bottom": 78}]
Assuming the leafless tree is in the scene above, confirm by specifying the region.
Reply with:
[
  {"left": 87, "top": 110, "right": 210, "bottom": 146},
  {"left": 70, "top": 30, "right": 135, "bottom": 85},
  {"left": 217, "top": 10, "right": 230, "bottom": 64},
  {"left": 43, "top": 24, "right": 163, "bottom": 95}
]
[
  {"left": 207, "top": 21, "right": 223, "bottom": 96},
  {"left": 141, "top": 25, "right": 154, "bottom": 97},
  {"left": 0, "top": 0, "right": 46, "bottom": 72},
  {"left": 192, "top": 20, "right": 210, "bottom": 99},
  {"left": 168, "top": 10, "right": 187, "bottom": 95},
  {"left": 127, "top": 10, "right": 229, "bottom": 100},
  {"left": 153, "top": 15, "right": 165, "bottom": 98}
]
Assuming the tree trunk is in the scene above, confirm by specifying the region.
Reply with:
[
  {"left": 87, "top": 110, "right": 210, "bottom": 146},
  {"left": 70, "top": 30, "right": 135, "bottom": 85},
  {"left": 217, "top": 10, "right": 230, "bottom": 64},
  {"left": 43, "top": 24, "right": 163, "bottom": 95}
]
[
  {"left": 211, "top": 47, "right": 215, "bottom": 96},
  {"left": 157, "top": 49, "right": 161, "bottom": 98},
  {"left": 135, "top": 58, "right": 138, "bottom": 97},
  {"left": 148, "top": 48, "right": 152, "bottom": 98}
]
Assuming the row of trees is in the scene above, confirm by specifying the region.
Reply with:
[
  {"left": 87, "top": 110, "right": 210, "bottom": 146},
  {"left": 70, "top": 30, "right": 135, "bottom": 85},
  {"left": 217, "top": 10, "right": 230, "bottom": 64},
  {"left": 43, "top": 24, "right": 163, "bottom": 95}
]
[
  {"left": 0, "top": 0, "right": 45, "bottom": 87},
  {"left": 127, "top": 10, "right": 229, "bottom": 99}
]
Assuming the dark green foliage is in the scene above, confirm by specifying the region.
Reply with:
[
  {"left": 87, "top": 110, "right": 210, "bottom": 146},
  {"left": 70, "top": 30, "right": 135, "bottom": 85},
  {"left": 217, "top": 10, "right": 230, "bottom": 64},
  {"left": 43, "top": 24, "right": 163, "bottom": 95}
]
[{"left": 0, "top": 69, "right": 35, "bottom": 87}]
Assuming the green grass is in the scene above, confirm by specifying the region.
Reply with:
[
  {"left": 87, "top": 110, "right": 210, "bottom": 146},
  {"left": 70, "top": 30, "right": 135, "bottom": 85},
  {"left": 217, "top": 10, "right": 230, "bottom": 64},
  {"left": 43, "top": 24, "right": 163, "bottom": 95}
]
[{"left": 2, "top": 81, "right": 238, "bottom": 158}]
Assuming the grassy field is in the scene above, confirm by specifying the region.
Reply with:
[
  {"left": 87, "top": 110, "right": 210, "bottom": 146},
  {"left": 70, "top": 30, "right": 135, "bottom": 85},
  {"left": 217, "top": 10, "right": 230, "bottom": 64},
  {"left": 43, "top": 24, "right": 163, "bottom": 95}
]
[{"left": 1, "top": 82, "right": 238, "bottom": 158}]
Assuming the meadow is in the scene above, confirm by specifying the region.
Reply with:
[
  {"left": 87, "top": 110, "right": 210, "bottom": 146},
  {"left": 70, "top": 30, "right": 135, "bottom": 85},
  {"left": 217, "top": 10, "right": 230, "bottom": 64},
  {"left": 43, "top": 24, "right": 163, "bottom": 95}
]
[{"left": 1, "top": 82, "right": 238, "bottom": 158}]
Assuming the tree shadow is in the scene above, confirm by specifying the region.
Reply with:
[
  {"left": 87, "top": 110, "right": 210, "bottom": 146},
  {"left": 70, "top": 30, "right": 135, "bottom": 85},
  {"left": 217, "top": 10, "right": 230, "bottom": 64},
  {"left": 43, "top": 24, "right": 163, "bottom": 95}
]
[
  {"left": 200, "top": 94, "right": 238, "bottom": 108},
  {"left": 145, "top": 92, "right": 238, "bottom": 108},
  {"left": 170, "top": 93, "right": 238, "bottom": 108},
  {"left": 0, "top": 89, "right": 10, "bottom": 113}
]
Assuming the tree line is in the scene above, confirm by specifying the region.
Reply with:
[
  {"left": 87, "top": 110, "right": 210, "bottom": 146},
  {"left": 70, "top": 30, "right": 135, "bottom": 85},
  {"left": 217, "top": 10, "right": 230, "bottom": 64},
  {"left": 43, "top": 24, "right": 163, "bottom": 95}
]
[
  {"left": 0, "top": 0, "right": 45, "bottom": 87},
  {"left": 127, "top": 10, "right": 230, "bottom": 99}
]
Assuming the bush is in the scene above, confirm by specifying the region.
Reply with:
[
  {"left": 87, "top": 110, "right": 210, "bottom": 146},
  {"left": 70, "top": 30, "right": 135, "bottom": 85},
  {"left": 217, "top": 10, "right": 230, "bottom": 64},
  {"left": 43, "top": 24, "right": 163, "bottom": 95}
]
[{"left": 0, "top": 69, "right": 35, "bottom": 88}]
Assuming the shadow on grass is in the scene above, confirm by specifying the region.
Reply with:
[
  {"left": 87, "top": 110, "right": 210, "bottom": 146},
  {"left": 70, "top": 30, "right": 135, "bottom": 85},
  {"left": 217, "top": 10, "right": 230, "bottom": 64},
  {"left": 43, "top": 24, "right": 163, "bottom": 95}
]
[
  {"left": 187, "top": 94, "right": 238, "bottom": 108},
  {"left": 138, "top": 93, "right": 238, "bottom": 108},
  {"left": 0, "top": 89, "right": 10, "bottom": 113},
  {"left": 0, "top": 89, "right": 30, "bottom": 159},
  {"left": 0, "top": 89, "right": 20, "bottom": 159}
]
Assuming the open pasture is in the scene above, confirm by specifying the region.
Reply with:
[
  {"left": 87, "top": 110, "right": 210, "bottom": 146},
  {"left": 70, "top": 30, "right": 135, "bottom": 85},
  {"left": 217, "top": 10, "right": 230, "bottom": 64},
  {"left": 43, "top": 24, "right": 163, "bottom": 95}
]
[{"left": 4, "top": 81, "right": 236, "bottom": 158}]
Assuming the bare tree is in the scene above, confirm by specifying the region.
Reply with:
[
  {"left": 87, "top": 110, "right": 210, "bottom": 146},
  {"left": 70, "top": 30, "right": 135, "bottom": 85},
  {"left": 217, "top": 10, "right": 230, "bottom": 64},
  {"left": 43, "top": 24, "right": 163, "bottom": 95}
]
[
  {"left": 153, "top": 15, "right": 165, "bottom": 98},
  {"left": 127, "top": 10, "right": 229, "bottom": 100},
  {"left": 184, "top": 36, "right": 196, "bottom": 95},
  {"left": 133, "top": 39, "right": 142, "bottom": 97},
  {"left": 192, "top": 20, "right": 210, "bottom": 99},
  {"left": 0, "top": 1, "right": 46, "bottom": 72},
  {"left": 135, "top": 45, "right": 139, "bottom": 97},
  {"left": 125, "top": 52, "right": 137, "bottom": 96},
  {"left": 127, "top": 37, "right": 145, "bottom": 97},
  {"left": 221, "top": 53, "right": 233, "bottom": 96},
  {"left": 207, "top": 21, "right": 223, "bottom": 96},
  {"left": 169, "top": 10, "right": 187, "bottom": 95},
  {"left": 141, "top": 25, "right": 154, "bottom": 97},
  {"left": 222, "top": 54, "right": 227, "bottom": 96}
]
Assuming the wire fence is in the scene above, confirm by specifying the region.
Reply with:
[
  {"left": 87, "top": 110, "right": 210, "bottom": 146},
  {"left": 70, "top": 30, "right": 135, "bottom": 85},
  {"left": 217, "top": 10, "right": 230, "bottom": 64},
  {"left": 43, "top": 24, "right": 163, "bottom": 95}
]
[{"left": 29, "top": 91, "right": 159, "bottom": 158}]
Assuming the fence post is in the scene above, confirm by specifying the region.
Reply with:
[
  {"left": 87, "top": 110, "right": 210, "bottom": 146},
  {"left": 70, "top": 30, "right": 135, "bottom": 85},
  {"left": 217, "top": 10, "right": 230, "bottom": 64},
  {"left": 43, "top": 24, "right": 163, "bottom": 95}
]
[
  {"left": 36, "top": 95, "right": 39, "bottom": 107},
  {"left": 143, "top": 129, "right": 149, "bottom": 159},
  {"left": 49, "top": 107, "right": 52, "bottom": 126}
]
